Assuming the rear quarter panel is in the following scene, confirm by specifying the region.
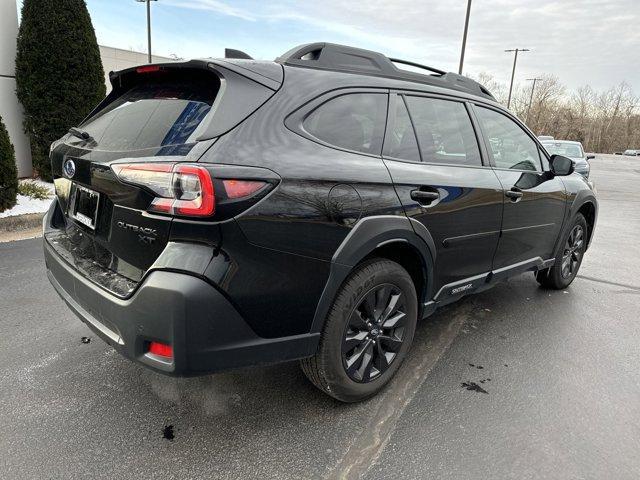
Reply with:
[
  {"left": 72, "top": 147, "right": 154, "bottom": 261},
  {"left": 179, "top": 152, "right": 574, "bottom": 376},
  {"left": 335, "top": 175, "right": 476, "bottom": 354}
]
[
  {"left": 201, "top": 68, "right": 405, "bottom": 261},
  {"left": 198, "top": 69, "right": 407, "bottom": 337}
]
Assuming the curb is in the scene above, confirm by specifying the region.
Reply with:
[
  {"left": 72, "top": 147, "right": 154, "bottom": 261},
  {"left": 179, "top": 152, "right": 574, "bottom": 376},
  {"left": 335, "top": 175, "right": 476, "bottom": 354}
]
[{"left": 0, "top": 213, "right": 45, "bottom": 232}]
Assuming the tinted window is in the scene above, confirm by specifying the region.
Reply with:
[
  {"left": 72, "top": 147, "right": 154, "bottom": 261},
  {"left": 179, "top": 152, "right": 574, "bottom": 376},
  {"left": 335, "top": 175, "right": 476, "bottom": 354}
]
[
  {"left": 383, "top": 96, "right": 420, "bottom": 161},
  {"left": 303, "top": 93, "right": 387, "bottom": 154},
  {"left": 475, "top": 106, "right": 541, "bottom": 171},
  {"left": 404, "top": 96, "right": 482, "bottom": 166},
  {"left": 82, "top": 81, "right": 217, "bottom": 151}
]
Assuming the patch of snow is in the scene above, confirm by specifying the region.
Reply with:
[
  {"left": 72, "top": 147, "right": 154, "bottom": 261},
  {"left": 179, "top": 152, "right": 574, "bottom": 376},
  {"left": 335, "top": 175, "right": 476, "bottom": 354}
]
[
  {"left": 0, "top": 194, "right": 53, "bottom": 218},
  {"left": 0, "top": 180, "right": 55, "bottom": 219}
]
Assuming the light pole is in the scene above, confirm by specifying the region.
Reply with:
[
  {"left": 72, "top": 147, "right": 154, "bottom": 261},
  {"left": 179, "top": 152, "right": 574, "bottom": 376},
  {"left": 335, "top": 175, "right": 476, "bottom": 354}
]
[
  {"left": 526, "top": 77, "right": 542, "bottom": 124},
  {"left": 135, "top": 0, "right": 157, "bottom": 63},
  {"left": 505, "top": 48, "right": 530, "bottom": 109},
  {"left": 458, "top": 0, "right": 472, "bottom": 75}
]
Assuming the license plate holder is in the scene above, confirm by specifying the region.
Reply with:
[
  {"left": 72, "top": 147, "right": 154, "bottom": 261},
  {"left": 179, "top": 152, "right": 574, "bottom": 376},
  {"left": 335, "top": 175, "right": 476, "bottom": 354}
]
[{"left": 69, "top": 184, "right": 100, "bottom": 230}]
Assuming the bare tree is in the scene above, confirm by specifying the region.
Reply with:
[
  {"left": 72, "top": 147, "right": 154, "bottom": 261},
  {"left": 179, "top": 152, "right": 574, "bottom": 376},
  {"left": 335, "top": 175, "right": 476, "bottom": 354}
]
[{"left": 470, "top": 73, "right": 638, "bottom": 153}]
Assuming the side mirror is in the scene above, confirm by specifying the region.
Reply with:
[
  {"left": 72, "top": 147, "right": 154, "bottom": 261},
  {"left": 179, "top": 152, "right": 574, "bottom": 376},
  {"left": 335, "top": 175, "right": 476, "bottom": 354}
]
[
  {"left": 586, "top": 154, "right": 595, "bottom": 160},
  {"left": 550, "top": 154, "right": 575, "bottom": 176}
]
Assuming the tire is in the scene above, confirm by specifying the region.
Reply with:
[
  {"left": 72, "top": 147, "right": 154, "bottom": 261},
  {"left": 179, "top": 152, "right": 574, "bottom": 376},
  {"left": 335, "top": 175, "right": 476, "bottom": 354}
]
[
  {"left": 536, "top": 213, "right": 588, "bottom": 289},
  {"left": 300, "top": 259, "right": 418, "bottom": 403}
]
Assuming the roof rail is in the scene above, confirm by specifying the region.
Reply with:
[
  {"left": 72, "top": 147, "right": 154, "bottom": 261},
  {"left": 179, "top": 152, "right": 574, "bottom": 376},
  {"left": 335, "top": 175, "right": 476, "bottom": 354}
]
[
  {"left": 388, "top": 58, "right": 446, "bottom": 76},
  {"left": 275, "top": 42, "right": 495, "bottom": 101}
]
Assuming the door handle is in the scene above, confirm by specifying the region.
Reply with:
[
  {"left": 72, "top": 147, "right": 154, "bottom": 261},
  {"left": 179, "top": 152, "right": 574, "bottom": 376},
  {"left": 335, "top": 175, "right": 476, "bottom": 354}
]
[
  {"left": 410, "top": 189, "right": 440, "bottom": 205},
  {"left": 505, "top": 189, "right": 523, "bottom": 201}
]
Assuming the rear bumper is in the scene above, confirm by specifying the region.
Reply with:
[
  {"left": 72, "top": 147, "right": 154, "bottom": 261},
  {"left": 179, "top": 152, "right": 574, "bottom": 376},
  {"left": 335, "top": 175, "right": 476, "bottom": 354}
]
[{"left": 43, "top": 206, "right": 319, "bottom": 376}]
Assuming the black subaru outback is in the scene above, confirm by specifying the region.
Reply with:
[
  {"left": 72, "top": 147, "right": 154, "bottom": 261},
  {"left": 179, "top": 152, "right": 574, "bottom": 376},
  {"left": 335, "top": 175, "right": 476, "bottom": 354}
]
[{"left": 44, "top": 43, "right": 598, "bottom": 402}]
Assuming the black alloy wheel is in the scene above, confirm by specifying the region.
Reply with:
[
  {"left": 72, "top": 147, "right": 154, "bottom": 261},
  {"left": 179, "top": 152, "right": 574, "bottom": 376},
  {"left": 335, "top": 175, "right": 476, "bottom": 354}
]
[
  {"left": 561, "top": 224, "right": 585, "bottom": 279},
  {"left": 535, "top": 213, "right": 588, "bottom": 289},
  {"left": 342, "top": 284, "right": 407, "bottom": 383},
  {"left": 300, "top": 258, "right": 417, "bottom": 402}
]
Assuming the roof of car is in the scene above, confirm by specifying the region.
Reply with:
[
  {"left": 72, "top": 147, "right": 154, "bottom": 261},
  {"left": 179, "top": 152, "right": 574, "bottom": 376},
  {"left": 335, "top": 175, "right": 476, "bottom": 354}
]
[
  {"left": 542, "top": 140, "right": 583, "bottom": 146},
  {"left": 274, "top": 42, "right": 496, "bottom": 101},
  {"left": 116, "top": 46, "right": 500, "bottom": 108}
]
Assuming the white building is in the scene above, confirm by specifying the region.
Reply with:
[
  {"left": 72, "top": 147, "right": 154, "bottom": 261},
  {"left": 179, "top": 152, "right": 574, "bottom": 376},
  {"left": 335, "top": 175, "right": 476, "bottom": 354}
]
[
  {"left": 100, "top": 46, "right": 172, "bottom": 93},
  {"left": 1, "top": 2, "right": 172, "bottom": 178},
  {"left": 1, "top": 0, "right": 32, "bottom": 177}
]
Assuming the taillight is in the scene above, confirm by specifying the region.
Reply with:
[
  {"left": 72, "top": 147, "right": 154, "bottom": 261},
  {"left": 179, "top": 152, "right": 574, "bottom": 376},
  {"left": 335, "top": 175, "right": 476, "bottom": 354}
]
[
  {"left": 136, "top": 65, "right": 161, "bottom": 74},
  {"left": 111, "top": 163, "right": 270, "bottom": 218},
  {"left": 111, "top": 163, "right": 215, "bottom": 217},
  {"left": 222, "top": 180, "right": 266, "bottom": 199}
]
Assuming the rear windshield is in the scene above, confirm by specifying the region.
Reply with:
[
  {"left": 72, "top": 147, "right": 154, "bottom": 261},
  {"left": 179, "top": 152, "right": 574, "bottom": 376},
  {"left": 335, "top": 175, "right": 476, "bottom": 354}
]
[
  {"left": 543, "top": 142, "right": 583, "bottom": 158},
  {"left": 81, "top": 75, "right": 218, "bottom": 151}
]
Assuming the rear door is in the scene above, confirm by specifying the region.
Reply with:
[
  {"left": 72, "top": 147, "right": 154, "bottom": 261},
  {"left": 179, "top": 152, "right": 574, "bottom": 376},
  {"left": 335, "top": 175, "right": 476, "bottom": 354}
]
[
  {"left": 382, "top": 93, "right": 504, "bottom": 301},
  {"left": 471, "top": 104, "right": 566, "bottom": 272}
]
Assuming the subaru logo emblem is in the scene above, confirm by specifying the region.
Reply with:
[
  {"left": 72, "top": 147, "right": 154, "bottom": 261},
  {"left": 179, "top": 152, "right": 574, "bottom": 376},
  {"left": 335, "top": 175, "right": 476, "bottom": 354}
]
[{"left": 63, "top": 159, "right": 76, "bottom": 178}]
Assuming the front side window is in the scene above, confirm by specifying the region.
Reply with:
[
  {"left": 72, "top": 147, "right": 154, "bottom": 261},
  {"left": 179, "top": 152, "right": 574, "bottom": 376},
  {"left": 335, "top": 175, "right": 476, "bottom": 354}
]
[
  {"left": 404, "top": 96, "right": 482, "bottom": 166},
  {"left": 475, "top": 106, "right": 541, "bottom": 171},
  {"left": 303, "top": 93, "right": 387, "bottom": 154}
]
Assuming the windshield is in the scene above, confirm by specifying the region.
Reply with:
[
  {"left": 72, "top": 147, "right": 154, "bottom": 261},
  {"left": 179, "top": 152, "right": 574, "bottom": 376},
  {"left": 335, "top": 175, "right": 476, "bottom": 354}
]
[
  {"left": 80, "top": 79, "right": 217, "bottom": 151},
  {"left": 543, "top": 142, "right": 583, "bottom": 158}
]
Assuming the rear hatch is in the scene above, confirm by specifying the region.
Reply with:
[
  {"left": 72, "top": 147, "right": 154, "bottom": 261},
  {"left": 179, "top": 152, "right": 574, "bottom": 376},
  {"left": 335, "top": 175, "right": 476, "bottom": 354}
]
[{"left": 47, "top": 60, "right": 282, "bottom": 297}]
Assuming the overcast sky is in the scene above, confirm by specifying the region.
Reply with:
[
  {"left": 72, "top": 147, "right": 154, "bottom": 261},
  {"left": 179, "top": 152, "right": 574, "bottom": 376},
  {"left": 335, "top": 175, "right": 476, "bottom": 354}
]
[{"left": 19, "top": 0, "right": 640, "bottom": 92}]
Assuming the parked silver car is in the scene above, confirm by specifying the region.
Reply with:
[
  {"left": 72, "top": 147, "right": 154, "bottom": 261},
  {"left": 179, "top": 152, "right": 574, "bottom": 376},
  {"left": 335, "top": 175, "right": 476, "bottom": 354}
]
[{"left": 541, "top": 140, "right": 593, "bottom": 178}]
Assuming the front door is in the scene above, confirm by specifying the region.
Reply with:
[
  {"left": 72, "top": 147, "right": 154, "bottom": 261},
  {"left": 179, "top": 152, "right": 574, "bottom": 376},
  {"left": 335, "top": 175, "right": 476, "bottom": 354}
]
[
  {"left": 471, "top": 104, "right": 566, "bottom": 271},
  {"left": 382, "top": 93, "right": 504, "bottom": 300}
]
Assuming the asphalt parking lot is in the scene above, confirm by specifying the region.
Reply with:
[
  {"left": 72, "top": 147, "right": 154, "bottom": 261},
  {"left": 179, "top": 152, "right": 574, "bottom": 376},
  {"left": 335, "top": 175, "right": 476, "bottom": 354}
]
[{"left": 1, "top": 154, "right": 639, "bottom": 479}]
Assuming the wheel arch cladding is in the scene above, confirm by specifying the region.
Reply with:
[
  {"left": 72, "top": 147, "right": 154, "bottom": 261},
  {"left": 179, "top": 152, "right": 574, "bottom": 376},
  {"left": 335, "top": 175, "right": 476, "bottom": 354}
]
[
  {"left": 577, "top": 201, "right": 596, "bottom": 249},
  {"left": 361, "top": 241, "right": 427, "bottom": 308},
  {"left": 566, "top": 185, "right": 597, "bottom": 251},
  {"left": 310, "top": 215, "right": 436, "bottom": 333}
]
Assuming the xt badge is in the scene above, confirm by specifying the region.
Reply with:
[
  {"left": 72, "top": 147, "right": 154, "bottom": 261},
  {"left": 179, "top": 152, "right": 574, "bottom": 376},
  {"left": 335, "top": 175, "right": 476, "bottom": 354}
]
[{"left": 116, "top": 221, "right": 157, "bottom": 245}]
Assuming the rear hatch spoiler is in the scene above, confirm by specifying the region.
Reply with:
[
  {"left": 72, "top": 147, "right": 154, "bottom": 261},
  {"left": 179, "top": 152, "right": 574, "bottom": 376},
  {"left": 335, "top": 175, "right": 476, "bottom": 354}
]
[{"left": 81, "top": 58, "right": 283, "bottom": 142}]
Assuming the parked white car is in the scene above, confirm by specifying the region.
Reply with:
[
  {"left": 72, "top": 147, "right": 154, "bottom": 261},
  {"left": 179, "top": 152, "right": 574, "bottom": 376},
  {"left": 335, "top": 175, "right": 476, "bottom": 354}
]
[{"left": 541, "top": 140, "right": 593, "bottom": 178}]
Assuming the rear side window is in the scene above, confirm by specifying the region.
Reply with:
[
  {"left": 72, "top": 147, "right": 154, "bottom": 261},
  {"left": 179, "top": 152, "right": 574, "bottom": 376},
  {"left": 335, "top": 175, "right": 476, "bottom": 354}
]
[
  {"left": 383, "top": 96, "right": 420, "bottom": 161},
  {"left": 82, "top": 79, "right": 217, "bottom": 151},
  {"left": 303, "top": 93, "right": 387, "bottom": 155},
  {"left": 475, "top": 106, "right": 541, "bottom": 171},
  {"left": 405, "top": 96, "right": 482, "bottom": 166}
]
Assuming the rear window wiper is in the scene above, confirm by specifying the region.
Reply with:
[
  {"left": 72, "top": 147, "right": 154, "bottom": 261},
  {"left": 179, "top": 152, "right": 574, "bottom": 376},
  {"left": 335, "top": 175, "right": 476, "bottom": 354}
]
[{"left": 68, "top": 127, "right": 94, "bottom": 142}]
